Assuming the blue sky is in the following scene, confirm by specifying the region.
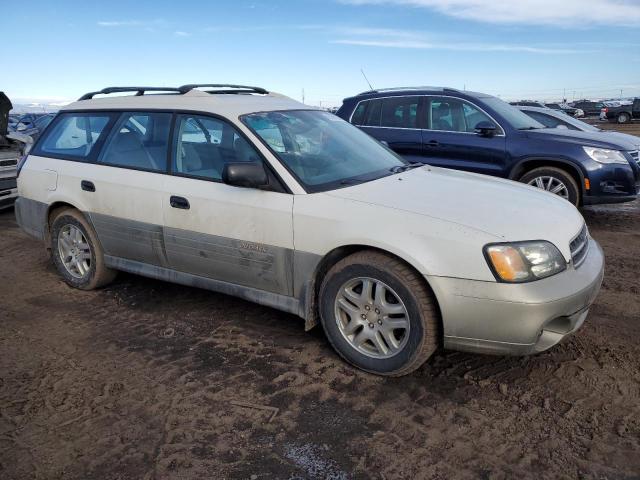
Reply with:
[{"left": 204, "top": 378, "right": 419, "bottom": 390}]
[{"left": 4, "top": 0, "right": 640, "bottom": 107}]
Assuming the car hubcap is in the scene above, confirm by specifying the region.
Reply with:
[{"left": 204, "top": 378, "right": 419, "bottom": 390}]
[
  {"left": 57, "top": 224, "right": 91, "bottom": 279},
  {"left": 334, "top": 277, "right": 410, "bottom": 359},
  {"left": 527, "top": 176, "right": 569, "bottom": 199}
]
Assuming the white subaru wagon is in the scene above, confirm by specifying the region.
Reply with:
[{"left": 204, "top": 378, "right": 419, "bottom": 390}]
[{"left": 15, "top": 84, "right": 604, "bottom": 376}]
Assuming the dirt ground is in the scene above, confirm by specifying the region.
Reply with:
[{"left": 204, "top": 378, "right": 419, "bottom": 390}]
[{"left": 1, "top": 171, "right": 640, "bottom": 479}]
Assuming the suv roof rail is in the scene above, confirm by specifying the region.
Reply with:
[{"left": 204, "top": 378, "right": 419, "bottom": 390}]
[
  {"left": 355, "top": 86, "right": 459, "bottom": 96},
  {"left": 178, "top": 84, "right": 269, "bottom": 95},
  {"left": 78, "top": 87, "right": 183, "bottom": 101}
]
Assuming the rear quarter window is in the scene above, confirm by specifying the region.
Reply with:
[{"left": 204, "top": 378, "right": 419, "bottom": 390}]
[{"left": 33, "top": 113, "right": 114, "bottom": 160}]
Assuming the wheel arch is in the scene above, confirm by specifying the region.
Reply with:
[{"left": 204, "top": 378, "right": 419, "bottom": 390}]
[
  {"left": 509, "top": 157, "right": 586, "bottom": 201},
  {"left": 44, "top": 201, "right": 85, "bottom": 250},
  {"left": 301, "top": 244, "right": 443, "bottom": 342}
]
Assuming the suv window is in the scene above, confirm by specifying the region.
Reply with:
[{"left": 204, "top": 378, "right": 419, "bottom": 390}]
[
  {"left": 173, "top": 114, "right": 262, "bottom": 181},
  {"left": 351, "top": 102, "right": 367, "bottom": 125},
  {"left": 99, "top": 112, "right": 172, "bottom": 172},
  {"left": 36, "top": 113, "right": 112, "bottom": 159},
  {"left": 362, "top": 99, "right": 382, "bottom": 127},
  {"left": 380, "top": 96, "right": 419, "bottom": 128},
  {"left": 428, "top": 97, "right": 493, "bottom": 133}
]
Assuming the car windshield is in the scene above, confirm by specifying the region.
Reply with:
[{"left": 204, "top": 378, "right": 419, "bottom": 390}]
[
  {"left": 482, "top": 97, "right": 545, "bottom": 130},
  {"left": 242, "top": 110, "right": 407, "bottom": 192},
  {"left": 561, "top": 115, "right": 600, "bottom": 132}
]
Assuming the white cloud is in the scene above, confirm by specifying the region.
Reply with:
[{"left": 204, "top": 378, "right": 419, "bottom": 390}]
[
  {"left": 97, "top": 19, "right": 168, "bottom": 28},
  {"left": 174, "top": 31, "right": 191, "bottom": 37},
  {"left": 339, "top": 0, "right": 640, "bottom": 27},
  {"left": 331, "top": 38, "right": 583, "bottom": 53},
  {"left": 331, "top": 27, "right": 589, "bottom": 54}
]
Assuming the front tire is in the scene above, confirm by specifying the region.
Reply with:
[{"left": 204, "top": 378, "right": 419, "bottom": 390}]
[
  {"left": 520, "top": 166, "right": 580, "bottom": 206},
  {"left": 319, "top": 251, "right": 439, "bottom": 376},
  {"left": 50, "top": 208, "right": 116, "bottom": 290}
]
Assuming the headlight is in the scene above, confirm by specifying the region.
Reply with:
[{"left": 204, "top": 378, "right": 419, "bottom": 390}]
[
  {"left": 484, "top": 241, "right": 566, "bottom": 283},
  {"left": 583, "top": 146, "right": 629, "bottom": 165}
]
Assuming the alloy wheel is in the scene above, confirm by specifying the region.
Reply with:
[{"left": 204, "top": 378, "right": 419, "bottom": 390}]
[
  {"left": 527, "top": 176, "right": 569, "bottom": 199},
  {"left": 334, "top": 277, "right": 410, "bottom": 359},
  {"left": 57, "top": 224, "right": 92, "bottom": 279}
]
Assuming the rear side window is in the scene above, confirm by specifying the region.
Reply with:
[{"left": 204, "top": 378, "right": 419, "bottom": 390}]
[
  {"left": 99, "top": 112, "right": 172, "bottom": 172},
  {"left": 362, "top": 99, "right": 382, "bottom": 127},
  {"left": 380, "top": 96, "right": 419, "bottom": 128},
  {"left": 36, "top": 113, "right": 112, "bottom": 160},
  {"left": 350, "top": 101, "right": 368, "bottom": 125}
]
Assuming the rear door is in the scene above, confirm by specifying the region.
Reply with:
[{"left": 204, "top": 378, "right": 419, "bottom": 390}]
[
  {"left": 161, "top": 113, "right": 294, "bottom": 296},
  {"left": 87, "top": 111, "right": 172, "bottom": 266},
  {"left": 355, "top": 96, "right": 425, "bottom": 164},
  {"left": 420, "top": 96, "right": 507, "bottom": 176}
]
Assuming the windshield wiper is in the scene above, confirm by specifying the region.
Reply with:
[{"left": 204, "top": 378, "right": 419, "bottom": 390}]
[
  {"left": 390, "top": 162, "right": 424, "bottom": 173},
  {"left": 518, "top": 126, "right": 541, "bottom": 130}
]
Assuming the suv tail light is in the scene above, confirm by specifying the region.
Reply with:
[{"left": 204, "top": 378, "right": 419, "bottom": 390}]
[{"left": 16, "top": 155, "right": 28, "bottom": 178}]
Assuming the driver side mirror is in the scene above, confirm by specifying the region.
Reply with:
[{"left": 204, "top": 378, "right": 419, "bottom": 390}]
[
  {"left": 474, "top": 121, "right": 497, "bottom": 137},
  {"left": 222, "top": 162, "right": 268, "bottom": 189}
]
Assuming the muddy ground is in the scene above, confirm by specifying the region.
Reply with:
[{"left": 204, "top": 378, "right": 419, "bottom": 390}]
[{"left": 1, "top": 176, "right": 640, "bottom": 479}]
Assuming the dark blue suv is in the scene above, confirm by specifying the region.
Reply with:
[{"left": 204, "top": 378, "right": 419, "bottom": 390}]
[{"left": 336, "top": 87, "right": 640, "bottom": 206}]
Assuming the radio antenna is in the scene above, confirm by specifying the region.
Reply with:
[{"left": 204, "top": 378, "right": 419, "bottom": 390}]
[{"left": 360, "top": 68, "right": 374, "bottom": 91}]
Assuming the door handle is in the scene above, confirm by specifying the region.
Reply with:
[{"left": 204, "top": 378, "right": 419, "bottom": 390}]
[
  {"left": 170, "top": 196, "right": 190, "bottom": 210},
  {"left": 425, "top": 140, "right": 440, "bottom": 147},
  {"left": 81, "top": 180, "right": 95, "bottom": 192}
]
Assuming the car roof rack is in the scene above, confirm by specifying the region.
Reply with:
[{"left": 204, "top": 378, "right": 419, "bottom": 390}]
[
  {"left": 78, "top": 87, "right": 183, "bottom": 101},
  {"left": 178, "top": 84, "right": 269, "bottom": 95},
  {"left": 355, "top": 86, "right": 458, "bottom": 96}
]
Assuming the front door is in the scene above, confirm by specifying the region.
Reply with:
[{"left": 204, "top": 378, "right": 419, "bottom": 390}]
[
  {"left": 421, "top": 96, "right": 507, "bottom": 176},
  {"left": 162, "top": 113, "right": 294, "bottom": 296}
]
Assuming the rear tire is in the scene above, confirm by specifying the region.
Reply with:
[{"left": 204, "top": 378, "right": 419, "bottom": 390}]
[
  {"left": 519, "top": 166, "right": 580, "bottom": 207},
  {"left": 50, "top": 208, "right": 116, "bottom": 290},
  {"left": 617, "top": 113, "right": 630, "bottom": 124},
  {"left": 319, "top": 251, "right": 439, "bottom": 376}
]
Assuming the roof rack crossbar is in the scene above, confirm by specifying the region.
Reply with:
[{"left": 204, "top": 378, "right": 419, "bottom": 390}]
[
  {"left": 78, "top": 87, "right": 183, "bottom": 101},
  {"left": 178, "top": 84, "right": 268, "bottom": 95}
]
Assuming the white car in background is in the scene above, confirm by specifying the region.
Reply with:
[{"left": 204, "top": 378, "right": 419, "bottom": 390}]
[{"left": 15, "top": 85, "right": 604, "bottom": 376}]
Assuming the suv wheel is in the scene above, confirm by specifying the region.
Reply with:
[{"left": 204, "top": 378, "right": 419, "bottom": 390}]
[
  {"left": 50, "top": 208, "right": 116, "bottom": 290},
  {"left": 319, "top": 251, "right": 439, "bottom": 376},
  {"left": 617, "top": 113, "right": 630, "bottom": 124},
  {"left": 520, "top": 166, "right": 580, "bottom": 206}
]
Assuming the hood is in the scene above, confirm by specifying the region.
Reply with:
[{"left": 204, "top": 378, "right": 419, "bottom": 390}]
[
  {"left": 327, "top": 166, "right": 584, "bottom": 260},
  {"left": 602, "top": 131, "right": 640, "bottom": 150},
  {"left": 525, "top": 128, "right": 637, "bottom": 150}
]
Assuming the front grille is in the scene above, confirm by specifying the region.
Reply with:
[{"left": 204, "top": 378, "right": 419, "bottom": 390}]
[
  {"left": 0, "top": 159, "right": 18, "bottom": 167},
  {"left": 570, "top": 224, "right": 589, "bottom": 268}
]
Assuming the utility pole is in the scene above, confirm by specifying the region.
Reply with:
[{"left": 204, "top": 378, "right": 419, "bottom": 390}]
[{"left": 302, "top": 88, "right": 305, "bottom": 104}]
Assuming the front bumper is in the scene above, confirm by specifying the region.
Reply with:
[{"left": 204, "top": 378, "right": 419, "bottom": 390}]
[
  {"left": 427, "top": 238, "right": 604, "bottom": 355},
  {"left": 0, "top": 177, "right": 18, "bottom": 210}
]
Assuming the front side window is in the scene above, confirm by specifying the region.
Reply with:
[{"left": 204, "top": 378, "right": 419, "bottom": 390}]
[
  {"left": 428, "top": 97, "right": 494, "bottom": 133},
  {"left": 99, "top": 112, "right": 171, "bottom": 172},
  {"left": 173, "top": 114, "right": 262, "bottom": 181},
  {"left": 380, "top": 97, "right": 419, "bottom": 128},
  {"left": 36, "top": 113, "right": 112, "bottom": 159},
  {"left": 243, "top": 110, "right": 405, "bottom": 192}
]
